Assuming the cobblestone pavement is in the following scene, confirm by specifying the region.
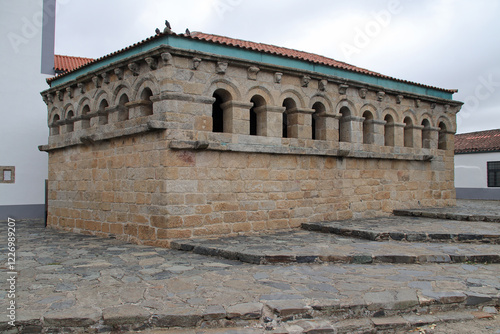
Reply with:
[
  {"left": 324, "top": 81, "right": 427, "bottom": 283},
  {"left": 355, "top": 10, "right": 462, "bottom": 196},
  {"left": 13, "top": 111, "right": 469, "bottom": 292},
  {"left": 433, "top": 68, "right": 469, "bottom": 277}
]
[{"left": 0, "top": 200, "right": 499, "bottom": 333}]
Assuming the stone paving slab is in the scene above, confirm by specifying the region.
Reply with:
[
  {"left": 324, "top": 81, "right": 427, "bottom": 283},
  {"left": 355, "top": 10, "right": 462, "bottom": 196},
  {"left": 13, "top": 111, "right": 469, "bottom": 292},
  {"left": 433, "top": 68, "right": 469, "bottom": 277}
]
[
  {"left": 1, "top": 220, "right": 499, "bottom": 333},
  {"left": 171, "top": 229, "right": 500, "bottom": 265},
  {"left": 302, "top": 216, "right": 500, "bottom": 244},
  {"left": 394, "top": 199, "right": 500, "bottom": 222}
]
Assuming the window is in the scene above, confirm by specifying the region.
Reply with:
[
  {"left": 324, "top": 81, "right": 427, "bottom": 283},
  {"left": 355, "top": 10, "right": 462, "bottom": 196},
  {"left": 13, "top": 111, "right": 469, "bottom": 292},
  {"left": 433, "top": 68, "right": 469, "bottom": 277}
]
[
  {"left": 312, "top": 102, "right": 326, "bottom": 140},
  {"left": 82, "top": 105, "right": 91, "bottom": 129},
  {"left": 250, "top": 95, "right": 265, "bottom": 136},
  {"left": 0, "top": 166, "right": 15, "bottom": 184},
  {"left": 487, "top": 161, "right": 500, "bottom": 187},
  {"left": 403, "top": 116, "right": 413, "bottom": 148},
  {"left": 338, "top": 107, "right": 351, "bottom": 142},
  {"left": 421, "top": 119, "right": 431, "bottom": 149},
  {"left": 66, "top": 110, "right": 74, "bottom": 132},
  {"left": 438, "top": 122, "right": 447, "bottom": 150},
  {"left": 362, "top": 111, "right": 374, "bottom": 144},
  {"left": 384, "top": 114, "right": 394, "bottom": 146},
  {"left": 140, "top": 88, "right": 154, "bottom": 116},
  {"left": 98, "top": 100, "right": 109, "bottom": 125},
  {"left": 282, "top": 98, "right": 297, "bottom": 138},
  {"left": 118, "top": 94, "right": 130, "bottom": 121},
  {"left": 212, "top": 90, "right": 232, "bottom": 133}
]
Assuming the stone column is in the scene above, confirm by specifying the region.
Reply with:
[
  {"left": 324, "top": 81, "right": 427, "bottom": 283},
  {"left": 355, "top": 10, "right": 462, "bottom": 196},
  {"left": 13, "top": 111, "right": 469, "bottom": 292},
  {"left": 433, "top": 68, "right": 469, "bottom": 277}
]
[
  {"left": 254, "top": 105, "right": 286, "bottom": 137},
  {"left": 127, "top": 100, "right": 153, "bottom": 119},
  {"left": 286, "top": 107, "right": 315, "bottom": 139},
  {"left": 371, "top": 120, "right": 387, "bottom": 146},
  {"left": 313, "top": 112, "right": 340, "bottom": 142},
  {"left": 390, "top": 122, "right": 406, "bottom": 147},
  {"left": 423, "top": 126, "right": 440, "bottom": 149},
  {"left": 413, "top": 124, "right": 424, "bottom": 149},
  {"left": 221, "top": 100, "right": 253, "bottom": 135}
]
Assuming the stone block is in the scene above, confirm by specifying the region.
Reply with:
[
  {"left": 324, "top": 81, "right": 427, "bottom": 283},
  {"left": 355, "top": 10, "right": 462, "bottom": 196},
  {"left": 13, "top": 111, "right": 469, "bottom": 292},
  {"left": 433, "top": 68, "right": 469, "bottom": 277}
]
[
  {"left": 226, "top": 302, "right": 263, "bottom": 319},
  {"left": 102, "top": 304, "right": 150, "bottom": 325}
]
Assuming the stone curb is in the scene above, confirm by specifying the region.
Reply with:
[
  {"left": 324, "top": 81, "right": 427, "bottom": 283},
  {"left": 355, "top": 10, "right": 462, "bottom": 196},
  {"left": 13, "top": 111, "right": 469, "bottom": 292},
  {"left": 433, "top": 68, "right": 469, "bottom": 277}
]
[
  {"left": 302, "top": 221, "right": 500, "bottom": 244},
  {"left": 3, "top": 307, "right": 497, "bottom": 333},
  {"left": 393, "top": 209, "right": 500, "bottom": 222},
  {"left": 171, "top": 240, "right": 500, "bottom": 265}
]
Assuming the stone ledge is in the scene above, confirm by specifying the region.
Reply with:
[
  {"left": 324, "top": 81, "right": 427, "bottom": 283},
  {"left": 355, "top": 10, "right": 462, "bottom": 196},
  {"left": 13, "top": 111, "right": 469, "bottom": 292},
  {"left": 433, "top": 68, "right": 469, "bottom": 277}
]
[
  {"left": 39, "top": 120, "right": 168, "bottom": 152},
  {"left": 169, "top": 139, "right": 434, "bottom": 161}
]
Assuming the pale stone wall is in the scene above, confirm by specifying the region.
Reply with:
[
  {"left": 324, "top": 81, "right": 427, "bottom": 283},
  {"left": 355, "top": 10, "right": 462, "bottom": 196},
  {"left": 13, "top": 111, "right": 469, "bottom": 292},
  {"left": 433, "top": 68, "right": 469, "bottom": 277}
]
[{"left": 41, "top": 45, "right": 461, "bottom": 246}]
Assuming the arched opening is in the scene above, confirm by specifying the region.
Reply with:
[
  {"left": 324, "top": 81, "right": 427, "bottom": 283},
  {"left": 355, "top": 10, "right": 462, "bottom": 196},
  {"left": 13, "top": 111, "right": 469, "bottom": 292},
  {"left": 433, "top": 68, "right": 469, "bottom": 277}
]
[
  {"left": 140, "top": 88, "right": 154, "bottom": 116},
  {"left": 66, "top": 110, "right": 74, "bottom": 132},
  {"left": 438, "top": 122, "right": 447, "bottom": 150},
  {"left": 403, "top": 116, "right": 413, "bottom": 147},
  {"left": 51, "top": 114, "right": 60, "bottom": 135},
  {"left": 362, "top": 110, "right": 374, "bottom": 144},
  {"left": 212, "top": 89, "right": 231, "bottom": 133},
  {"left": 384, "top": 114, "right": 395, "bottom": 146},
  {"left": 312, "top": 102, "right": 326, "bottom": 140},
  {"left": 250, "top": 95, "right": 266, "bottom": 136},
  {"left": 282, "top": 98, "right": 297, "bottom": 138},
  {"left": 421, "top": 119, "right": 431, "bottom": 149},
  {"left": 339, "top": 106, "right": 351, "bottom": 142},
  {"left": 81, "top": 105, "right": 91, "bottom": 129},
  {"left": 98, "top": 100, "right": 109, "bottom": 125},
  {"left": 118, "top": 94, "right": 130, "bottom": 121}
]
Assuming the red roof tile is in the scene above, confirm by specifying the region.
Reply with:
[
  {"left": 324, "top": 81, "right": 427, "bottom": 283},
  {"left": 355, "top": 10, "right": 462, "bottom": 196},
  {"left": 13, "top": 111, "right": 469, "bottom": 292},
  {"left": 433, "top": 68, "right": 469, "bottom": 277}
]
[
  {"left": 48, "top": 31, "right": 457, "bottom": 95},
  {"left": 455, "top": 129, "right": 500, "bottom": 154},
  {"left": 54, "top": 54, "right": 94, "bottom": 73}
]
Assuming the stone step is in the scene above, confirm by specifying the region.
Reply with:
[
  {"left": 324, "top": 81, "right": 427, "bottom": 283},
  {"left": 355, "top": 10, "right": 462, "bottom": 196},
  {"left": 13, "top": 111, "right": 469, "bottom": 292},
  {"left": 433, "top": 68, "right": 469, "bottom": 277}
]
[
  {"left": 6, "top": 293, "right": 498, "bottom": 333},
  {"left": 171, "top": 229, "right": 500, "bottom": 265},
  {"left": 302, "top": 217, "right": 500, "bottom": 244}
]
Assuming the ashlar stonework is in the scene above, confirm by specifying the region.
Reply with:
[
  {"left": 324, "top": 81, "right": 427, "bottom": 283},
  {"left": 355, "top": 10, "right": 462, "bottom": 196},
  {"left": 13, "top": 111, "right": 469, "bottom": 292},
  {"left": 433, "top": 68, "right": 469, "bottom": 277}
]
[{"left": 40, "top": 31, "right": 462, "bottom": 247}]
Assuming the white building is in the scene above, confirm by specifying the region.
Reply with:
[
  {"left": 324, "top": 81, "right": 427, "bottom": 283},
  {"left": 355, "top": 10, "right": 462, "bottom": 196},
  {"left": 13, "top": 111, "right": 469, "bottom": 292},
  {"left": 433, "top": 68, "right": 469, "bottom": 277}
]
[
  {"left": 0, "top": 0, "right": 55, "bottom": 219},
  {"left": 455, "top": 129, "right": 500, "bottom": 200}
]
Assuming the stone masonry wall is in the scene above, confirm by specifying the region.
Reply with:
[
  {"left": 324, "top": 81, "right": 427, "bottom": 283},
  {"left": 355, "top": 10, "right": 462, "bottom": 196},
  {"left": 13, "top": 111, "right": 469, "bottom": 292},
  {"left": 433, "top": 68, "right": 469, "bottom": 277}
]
[{"left": 41, "top": 43, "right": 460, "bottom": 246}]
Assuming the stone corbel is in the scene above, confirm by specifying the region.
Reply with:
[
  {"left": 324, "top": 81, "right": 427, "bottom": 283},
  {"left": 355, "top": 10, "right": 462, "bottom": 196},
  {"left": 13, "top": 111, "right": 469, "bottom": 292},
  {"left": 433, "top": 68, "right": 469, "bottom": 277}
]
[
  {"left": 42, "top": 94, "right": 49, "bottom": 105},
  {"left": 57, "top": 90, "right": 64, "bottom": 101},
  {"left": 114, "top": 68, "right": 123, "bottom": 80},
  {"left": 101, "top": 72, "right": 110, "bottom": 84},
  {"left": 431, "top": 103, "right": 436, "bottom": 109},
  {"left": 145, "top": 57, "right": 158, "bottom": 70},
  {"left": 274, "top": 72, "right": 282, "bottom": 84},
  {"left": 359, "top": 88, "right": 367, "bottom": 99},
  {"left": 247, "top": 66, "right": 260, "bottom": 80},
  {"left": 77, "top": 83, "right": 84, "bottom": 94},
  {"left": 65, "top": 87, "right": 73, "bottom": 98},
  {"left": 216, "top": 61, "right": 228, "bottom": 74},
  {"left": 444, "top": 104, "right": 450, "bottom": 113},
  {"left": 161, "top": 52, "right": 173, "bottom": 66},
  {"left": 319, "top": 79, "right": 328, "bottom": 91},
  {"left": 92, "top": 76, "right": 101, "bottom": 88},
  {"left": 301, "top": 76, "right": 311, "bottom": 87},
  {"left": 396, "top": 95, "right": 404, "bottom": 104},
  {"left": 192, "top": 57, "right": 201, "bottom": 70},
  {"left": 339, "top": 84, "right": 349, "bottom": 95},
  {"left": 128, "top": 62, "right": 140, "bottom": 76},
  {"left": 47, "top": 93, "right": 54, "bottom": 104},
  {"left": 415, "top": 99, "right": 421, "bottom": 108},
  {"left": 377, "top": 91, "right": 385, "bottom": 101}
]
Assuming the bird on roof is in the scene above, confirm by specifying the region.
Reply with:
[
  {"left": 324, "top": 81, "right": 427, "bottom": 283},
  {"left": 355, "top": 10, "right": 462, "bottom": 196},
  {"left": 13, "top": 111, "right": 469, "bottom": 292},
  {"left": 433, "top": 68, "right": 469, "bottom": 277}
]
[
  {"left": 185, "top": 28, "right": 191, "bottom": 36},
  {"left": 163, "top": 20, "right": 172, "bottom": 33},
  {"left": 155, "top": 28, "right": 161, "bottom": 35}
]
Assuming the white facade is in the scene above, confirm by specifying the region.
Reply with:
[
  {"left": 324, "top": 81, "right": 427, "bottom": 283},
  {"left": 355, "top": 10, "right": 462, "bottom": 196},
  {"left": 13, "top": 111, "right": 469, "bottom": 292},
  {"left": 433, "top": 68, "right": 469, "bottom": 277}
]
[
  {"left": 0, "top": 0, "right": 51, "bottom": 218},
  {"left": 455, "top": 152, "right": 500, "bottom": 199}
]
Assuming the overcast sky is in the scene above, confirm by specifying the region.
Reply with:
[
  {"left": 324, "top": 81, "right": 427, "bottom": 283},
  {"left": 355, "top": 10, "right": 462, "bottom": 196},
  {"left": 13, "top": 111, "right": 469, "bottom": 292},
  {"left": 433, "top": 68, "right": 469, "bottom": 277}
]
[{"left": 54, "top": 0, "right": 500, "bottom": 134}]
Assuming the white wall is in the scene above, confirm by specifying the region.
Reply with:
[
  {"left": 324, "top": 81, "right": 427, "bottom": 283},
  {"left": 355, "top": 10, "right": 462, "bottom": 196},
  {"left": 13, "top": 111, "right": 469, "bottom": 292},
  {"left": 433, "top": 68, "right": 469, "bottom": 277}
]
[
  {"left": 0, "top": 0, "right": 50, "bottom": 207},
  {"left": 455, "top": 152, "right": 500, "bottom": 188}
]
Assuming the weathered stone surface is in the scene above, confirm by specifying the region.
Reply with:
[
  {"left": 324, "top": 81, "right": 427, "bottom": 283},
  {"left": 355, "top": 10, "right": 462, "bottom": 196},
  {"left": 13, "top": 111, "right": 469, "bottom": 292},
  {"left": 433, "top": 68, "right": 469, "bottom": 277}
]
[
  {"left": 226, "top": 302, "right": 263, "bottom": 320},
  {"left": 102, "top": 304, "right": 150, "bottom": 325},
  {"left": 266, "top": 299, "right": 310, "bottom": 317}
]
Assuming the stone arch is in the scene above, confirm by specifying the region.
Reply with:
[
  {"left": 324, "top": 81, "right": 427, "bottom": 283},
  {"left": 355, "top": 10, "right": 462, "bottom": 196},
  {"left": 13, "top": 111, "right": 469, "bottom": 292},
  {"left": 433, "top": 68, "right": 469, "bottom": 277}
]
[
  {"left": 382, "top": 107, "right": 399, "bottom": 123},
  {"left": 336, "top": 99, "right": 356, "bottom": 143},
  {"left": 249, "top": 94, "right": 267, "bottom": 136},
  {"left": 64, "top": 104, "right": 75, "bottom": 133},
  {"left": 311, "top": 101, "right": 327, "bottom": 140},
  {"left": 279, "top": 89, "right": 305, "bottom": 109},
  {"left": 403, "top": 115, "right": 414, "bottom": 148},
  {"left": 132, "top": 76, "right": 160, "bottom": 101},
  {"left": 383, "top": 113, "right": 395, "bottom": 146},
  {"left": 62, "top": 103, "right": 75, "bottom": 120},
  {"left": 97, "top": 98, "right": 110, "bottom": 125},
  {"left": 282, "top": 96, "right": 299, "bottom": 138},
  {"left": 212, "top": 88, "right": 233, "bottom": 133},
  {"left": 92, "top": 90, "right": 109, "bottom": 111},
  {"left": 206, "top": 78, "right": 242, "bottom": 101},
  {"left": 76, "top": 97, "right": 92, "bottom": 116},
  {"left": 309, "top": 94, "right": 333, "bottom": 115},
  {"left": 49, "top": 107, "right": 60, "bottom": 124},
  {"left": 112, "top": 84, "right": 131, "bottom": 106},
  {"left": 362, "top": 110, "right": 374, "bottom": 144},
  {"left": 246, "top": 86, "right": 275, "bottom": 106},
  {"left": 117, "top": 92, "right": 130, "bottom": 121},
  {"left": 436, "top": 115, "right": 454, "bottom": 134},
  {"left": 421, "top": 117, "right": 432, "bottom": 149},
  {"left": 50, "top": 112, "right": 61, "bottom": 136},
  {"left": 419, "top": 112, "right": 435, "bottom": 128},
  {"left": 437, "top": 116, "right": 453, "bottom": 150},
  {"left": 360, "top": 103, "right": 379, "bottom": 120}
]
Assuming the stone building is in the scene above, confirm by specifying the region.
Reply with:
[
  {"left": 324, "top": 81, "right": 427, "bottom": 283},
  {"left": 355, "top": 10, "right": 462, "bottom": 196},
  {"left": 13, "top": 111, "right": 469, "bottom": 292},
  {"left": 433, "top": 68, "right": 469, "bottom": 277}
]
[{"left": 40, "top": 31, "right": 462, "bottom": 247}]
